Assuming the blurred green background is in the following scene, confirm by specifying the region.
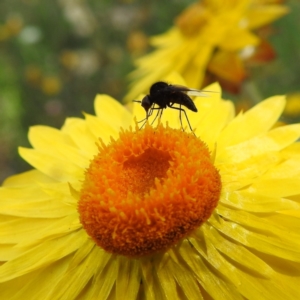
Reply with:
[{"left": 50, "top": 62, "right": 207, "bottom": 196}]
[{"left": 1, "top": 0, "right": 300, "bottom": 183}]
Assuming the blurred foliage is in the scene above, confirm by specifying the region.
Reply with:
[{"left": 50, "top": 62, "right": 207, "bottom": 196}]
[{"left": 0, "top": 0, "right": 300, "bottom": 183}]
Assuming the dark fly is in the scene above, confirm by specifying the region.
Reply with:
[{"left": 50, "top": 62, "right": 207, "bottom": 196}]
[{"left": 134, "top": 81, "right": 207, "bottom": 135}]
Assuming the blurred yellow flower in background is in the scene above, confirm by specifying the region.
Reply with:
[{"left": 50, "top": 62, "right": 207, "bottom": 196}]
[
  {"left": 284, "top": 92, "right": 300, "bottom": 119},
  {"left": 1, "top": 75, "right": 300, "bottom": 298},
  {"left": 125, "top": 0, "right": 288, "bottom": 101},
  {"left": 24, "top": 65, "right": 43, "bottom": 87},
  {"left": 41, "top": 76, "right": 62, "bottom": 96},
  {"left": 126, "top": 30, "right": 149, "bottom": 57},
  {"left": 0, "top": 15, "right": 23, "bottom": 41},
  {"left": 60, "top": 50, "right": 80, "bottom": 71},
  {"left": 24, "top": 67, "right": 62, "bottom": 96}
]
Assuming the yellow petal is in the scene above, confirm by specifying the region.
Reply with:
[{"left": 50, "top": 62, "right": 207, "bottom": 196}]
[
  {"left": 0, "top": 215, "right": 57, "bottom": 244},
  {"left": 217, "top": 96, "right": 286, "bottom": 150},
  {"left": 19, "top": 147, "right": 84, "bottom": 182},
  {"left": 221, "top": 190, "right": 300, "bottom": 212},
  {"left": 3, "top": 170, "right": 55, "bottom": 187},
  {"left": 0, "top": 186, "right": 74, "bottom": 218},
  {"left": 94, "top": 94, "right": 132, "bottom": 130},
  {"left": 0, "top": 255, "right": 72, "bottom": 300},
  {"left": 182, "top": 45, "right": 212, "bottom": 88},
  {"left": 17, "top": 214, "right": 81, "bottom": 249},
  {"left": 217, "top": 124, "right": 300, "bottom": 163},
  {"left": 182, "top": 66, "right": 205, "bottom": 90},
  {"left": 83, "top": 113, "right": 118, "bottom": 142},
  {"left": 250, "top": 178, "right": 300, "bottom": 197},
  {"left": 45, "top": 243, "right": 104, "bottom": 300},
  {"left": 0, "top": 243, "right": 22, "bottom": 262},
  {"left": 217, "top": 204, "right": 300, "bottom": 243},
  {"left": 204, "top": 225, "right": 273, "bottom": 277},
  {"left": 179, "top": 239, "right": 243, "bottom": 300},
  {"left": 199, "top": 224, "right": 300, "bottom": 299},
  {"left": 188, "top": 82, "right": 222, "bottom": 127},
  {"left": 219, "top": 28, "right": 259, "bottom": 51},
  {"left": 261, "top": 157, "right": 300, "bottom": 180},
  {"left": 218, "top": 151, "right": 281, "bottom": 192},
  {"left": 246, "top": 5, "right": 289, "bottom": 30},
  {"left": 116, "top": 256, "right": 140, "bottom": 300},
  {"left": 150, "top": 27, "right": 179, "bottom": 47},
  {"left": 281, "top": 142, "right": 300, "bottom": 159},
  {"left": 190, "top": 230, "right": 258, "bottom": 298},
  {"left": 209, "top": 213, "right": 300, "bottom": 262},
  {"left": 280, "top": 210, "right": 300, "bottom": 218},
  {"left": 125, "top": 63, "right": 171, "bottom": 103},
  {"left": 164, "top": 72, "right": 187, "bottom": 86},
  {"left": 140, "top": 259, "right": 166, "bottom": 299},
  {"left": 90, "top": 255, "right": 117, "bottom": 299},
  {"left": 155, "top": 258, "right": 178, "bottom": 300},
  {"left": 28, "top": 125, "right": 89, "bottom": 166},
  {"left": 61, "top": 117, "right": 98, "bottom": 155},
  {"left": 0, "top": 230, "right": 87, "bottom": 283},
  {"left": 164, "top": 252, "right": 203, "bottom": 300},
  {"left": 196, "top": 100, "right": 235, "bottom": 150}
]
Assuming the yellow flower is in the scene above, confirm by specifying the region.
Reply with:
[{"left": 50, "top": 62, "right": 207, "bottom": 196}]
[
  {"left": 60, "top": 50, "right": 80, "bottom": 70},
  {"left": 41, "top": 76, "right": 62, "bottom": 96},
  {"left": 126, "top": 30, "right": 149, "bottom": 57},
  {"left": 0, "top": 15, "right": 23, "bottom": 41},
  {"left": 284, "top": 92, "right": 300, "bottom": 118},
  {"left": 1, "top": 79, "right": 300, "bottom": 299},
  {"left": 24, "top": 65, "right": 42, "bottom": 86},
  {"left": 124, "top": 0, "right": 288, "bottom": 101}
]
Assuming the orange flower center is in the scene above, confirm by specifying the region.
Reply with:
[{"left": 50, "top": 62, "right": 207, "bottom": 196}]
[{"left": 78, "top": 123, "right": 221, "bottom": 257}]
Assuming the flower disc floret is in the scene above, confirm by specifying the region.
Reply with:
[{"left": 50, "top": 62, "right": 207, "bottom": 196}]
[{"left": 78, "top": 123, "right": 221, "bottom": 257}]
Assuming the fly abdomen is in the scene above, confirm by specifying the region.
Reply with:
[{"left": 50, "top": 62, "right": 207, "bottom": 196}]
[{"left": 178, "top": 94, "right": 198, "bottom": 112}]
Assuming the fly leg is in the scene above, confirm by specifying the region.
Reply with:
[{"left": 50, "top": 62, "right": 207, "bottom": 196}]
[
  {"left": 138, "top": 105, "right": 163, "bottom": 129},
  {"left": 149, "top": 107, "right": 163, "bottom": 126},
  {"left": 168, "top": 103, "right": 195, "bottom": 136}
]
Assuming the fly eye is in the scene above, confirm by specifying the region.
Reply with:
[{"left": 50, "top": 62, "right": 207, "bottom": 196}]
[{"left": 141, "top": 96, "right": 151, "bottom": 111}]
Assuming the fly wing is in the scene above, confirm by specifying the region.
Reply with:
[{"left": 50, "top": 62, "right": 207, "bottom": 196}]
[
  {"left": 186, "top": 89, "right": 208, "bottom": 97},
  {"left": 170, "top": 84, "right": 208, "bottom": 97}
]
